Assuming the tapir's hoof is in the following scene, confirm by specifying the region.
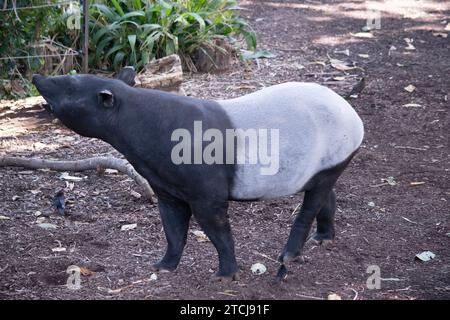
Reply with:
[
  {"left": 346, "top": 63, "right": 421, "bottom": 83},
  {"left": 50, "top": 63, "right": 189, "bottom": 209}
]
[
  {"left": 275, "top": 264, "right": 288, "bottom": 282},
  {"left": 213, "top": 272, "right": 239, "bottom": 282},
  {"left": 309, "top": 232, "right": 335, "bottom": 247},
  {"left": 278, "top": 251, "right": 303, "bottom": 264},
  {"left": 151, "top": 262, "right": 177, "bottom": 273}
]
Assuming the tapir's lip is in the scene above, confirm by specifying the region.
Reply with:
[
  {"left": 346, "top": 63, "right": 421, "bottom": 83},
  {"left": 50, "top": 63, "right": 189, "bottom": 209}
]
[
  {"left": 39, "top": 94, "right": 56, "bottom": 112},
  {"left": 43, "top": 103, "right": 54, "bottom": 113}
]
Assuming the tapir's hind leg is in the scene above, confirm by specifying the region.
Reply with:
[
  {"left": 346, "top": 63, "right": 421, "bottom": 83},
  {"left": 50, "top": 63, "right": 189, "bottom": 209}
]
[
  {"left": 311, "top": 189, "right": 336, "bottom": 244},
  {"left": 278, "top": 153, "right": 355, "bottom": 266},
  {"left": 152, "top": 197, "right": 192, "bottom": 272},
  {"left": 278, "top": 187, "right": 333, "bottom": 264},
  {"left": 190, "top": 201, "right": 238, "bottom": 280}
]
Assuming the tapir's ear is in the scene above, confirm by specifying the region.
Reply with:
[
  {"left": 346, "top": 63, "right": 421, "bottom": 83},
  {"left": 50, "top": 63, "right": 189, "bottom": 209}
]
[
  {"left": 116, "top": 66, "right": 136, "bottom": 86},
  {"left": 98, "top": 90, "right": 115, "bottom": 108}
]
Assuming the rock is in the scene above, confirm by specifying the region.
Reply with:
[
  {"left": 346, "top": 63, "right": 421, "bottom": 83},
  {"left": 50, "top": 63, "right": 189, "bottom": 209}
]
[{"left": 194, "top": 37, "right": 234, "bottom": 73}]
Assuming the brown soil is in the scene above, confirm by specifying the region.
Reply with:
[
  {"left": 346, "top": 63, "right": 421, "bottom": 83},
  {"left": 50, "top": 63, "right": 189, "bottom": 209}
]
[{"left": 0, "top": 0, "right": 449, "bottom": 300}]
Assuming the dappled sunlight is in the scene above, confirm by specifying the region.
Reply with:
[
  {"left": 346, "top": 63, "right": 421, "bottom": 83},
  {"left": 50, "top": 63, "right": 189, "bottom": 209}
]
[
  {"left": 0, "top": 138, "right": 60, "bottom": 154},
  {"left": 404, "top": 22, "right": 450, "bottom": 32},
  {"left": 313, "top": 34, "right": 369, "bottom": 46},
  {"left": 243, "top": 0, "right": 450, "bottom": 22},
  {"left": 366, "top": 0, "right": 450, "bottom": 20},
  {"left": 242, "top": 0, "right": 450, "bottom": 48},
  {"left": 0, "top": 96, "right": 64, "bottom": 154}
]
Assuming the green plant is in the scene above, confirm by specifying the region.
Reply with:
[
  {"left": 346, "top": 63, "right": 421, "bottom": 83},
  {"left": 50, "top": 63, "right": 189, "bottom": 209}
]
[
  {"left": 0, "top": 0, "right": 80, "bottom": 98},
  {"left": 90, "top": 0, "right": 256, "bottom": 71}
]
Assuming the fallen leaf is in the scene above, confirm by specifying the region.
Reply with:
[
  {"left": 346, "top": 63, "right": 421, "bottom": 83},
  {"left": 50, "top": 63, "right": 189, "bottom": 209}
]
[
  {"left": 333, "top": 76, "right": 346, "bottom": 81},
  {"left": 37, "top": 223, "right": 58, "bottom": 230},
  {"left": 401, "top": 216, "right": 417, "bottom": 224},
  {"left": 415, "top": 251, "right": 436, "bottom": 262},
  {"left": 219, "top": 289, "right": 237, "bottom": 296},
  {"left": 352, "top": 32, "right": 374, "bottom": 38},
  {"left": 34, "top": 211, "right": 42, "bottom": 216},
  {"left": 51, "top": 247, "right": 66, "bottom": 252},
  {"left": 358, "top": 54, "right": 370, "bottom": 58},
  {"left": 104, "top": 169, "right": 119, "bottom": 174},
  {"left": 108, "top": 288, "right": 123, "bottom": 294},
  {"left": 0, "top": 215, "right": 11, "bottom": 220},
  {"left": 30, "top": 189, "right": 40, "bottom": 195},
  {"left": 60, "top": 172, "right": 84, "bottom": 182},
  {"left": 432, "top": 32, "right": 448, "bottom": 38},
  {"left": 237, "top": 85, "right": 257, "bottom": 90},
  {"left": 334, "top": 49, "right": 350, "bottom": 56},
  {"left": 329, "top": 58, "right": 356, "bottom": 71},
  {"left": 251, "top": 262, "right": 267, "bottom": 275},
  {"left": 150, "top": 273, "right": 158, "bottom": 281},
  {"left": 310, "top": 61, "right": 326, "bottom": 67},
  {"left": 368, "top": 202, "right": 375, "bottom": 207},
  {"left": 396, "top": 63, "right": 406, "bottom": 67},
  {"left": 404, "top": 85, "right": 416, "bottom": 93},
  {"left": 404, "top": 38, "right": 415, "bottom": 50},
  {"left": 241, "top": 50, "right": 276, "bottom": 60},
  {"left": 130, "top": 190, "right": 142, "bottom": 199},
  {"left": 410, "top": 182, "right": 425, "bottom": 186},
  {"left": 36, "top": 217, "right": 46, "bottom": 224},
  {"left": 403, "top": 103, "right": 423, "bottom": 108},
  {"left": 191, "top": 230, "right": 209, "bottom": 242},
  {"left": 382, "top": 176, "right": 397, "bottom": 186},
  {"left": 79, "top": 267, "right": 95, "bottom": 276},
  {"left": 12, "top": 195, "right": 20, "bottom": 201},
  {"left": 328, "top": 293, "right": 342, "bottom": 300},
  {"left": 18, "top": 170, "right": 34, "bottom": 175},
  {"left": 121, "top": 223, "right": 137, "bottom": 231},
  {"left": 66, "top": 181, "right": 75, "bottom": 190}
]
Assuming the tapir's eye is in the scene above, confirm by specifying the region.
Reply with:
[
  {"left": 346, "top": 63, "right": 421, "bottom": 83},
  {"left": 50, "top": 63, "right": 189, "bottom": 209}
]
[{"left": 98, "top": 90, "right": 114, "bottom": 108}]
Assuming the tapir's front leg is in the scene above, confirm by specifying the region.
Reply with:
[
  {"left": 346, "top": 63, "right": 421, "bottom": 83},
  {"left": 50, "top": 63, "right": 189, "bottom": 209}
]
[
  {"left": 190, "top": 200, "right": 238, "bottom": 280},
  {"left": 152, "top": 196, "right": 192, "bottom": 272}
]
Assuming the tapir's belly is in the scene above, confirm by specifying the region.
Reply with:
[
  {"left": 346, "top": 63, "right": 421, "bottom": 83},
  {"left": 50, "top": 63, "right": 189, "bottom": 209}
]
[{"left": 217, "top": 82, "right": 364, "bottom": 200}]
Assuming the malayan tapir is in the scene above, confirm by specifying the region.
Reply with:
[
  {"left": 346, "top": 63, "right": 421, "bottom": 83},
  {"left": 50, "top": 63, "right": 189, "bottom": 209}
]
[{"left": 32, "top": 68, "right": 364, "bottom": 281}]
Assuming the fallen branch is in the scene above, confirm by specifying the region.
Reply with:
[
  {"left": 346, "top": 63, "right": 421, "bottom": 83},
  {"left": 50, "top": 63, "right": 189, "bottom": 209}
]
[
  {"left": 0, "top": 156, "right": 155, "bottom": 203},
  {"left": 350, "top": 288, "right": 359, "bottom": 300},
  {"left": 394, "top": 145, "right": 428, "bottom": 151},
  {"left": 295, "top": 293, "right": 324, "bottom": 300}
]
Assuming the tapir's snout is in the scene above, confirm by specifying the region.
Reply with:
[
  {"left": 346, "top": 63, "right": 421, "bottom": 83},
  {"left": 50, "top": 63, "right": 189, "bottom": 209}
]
[
  {"left": 32, "top": 74, "right": 52, "bottom": 95},
  {"left": 32, "top": 74, "right": 45, "bottom": 85},
  {"left": 32, "top": 74, "right": 57, "bottom": 112}
]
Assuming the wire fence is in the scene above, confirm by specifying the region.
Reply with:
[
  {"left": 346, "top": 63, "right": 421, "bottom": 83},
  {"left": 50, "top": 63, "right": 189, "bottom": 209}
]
[
  {"left": 0, "top": 0, "right": 75, "bottom": 12},
  {"left": 0, "top": 0, "right": 89, "bottom": 73}
]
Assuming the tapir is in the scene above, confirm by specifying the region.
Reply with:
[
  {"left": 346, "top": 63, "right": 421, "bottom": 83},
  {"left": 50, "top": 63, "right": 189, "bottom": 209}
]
[{"left": 32, "top": 68, "right": 364, "bottom": 281}]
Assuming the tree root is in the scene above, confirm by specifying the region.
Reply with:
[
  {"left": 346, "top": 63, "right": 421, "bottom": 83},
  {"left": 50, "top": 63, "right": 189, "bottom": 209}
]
[{"left": 0, "top": 156, "right": 156, "bottom": 203}]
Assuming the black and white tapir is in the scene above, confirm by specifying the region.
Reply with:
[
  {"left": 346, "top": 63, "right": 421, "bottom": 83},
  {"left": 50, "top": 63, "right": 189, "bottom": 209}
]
[{"left": 32, "top": 67, "right": 364, "bottom": 281}]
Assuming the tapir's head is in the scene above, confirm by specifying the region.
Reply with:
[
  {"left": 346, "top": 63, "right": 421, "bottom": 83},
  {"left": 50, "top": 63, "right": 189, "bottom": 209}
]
[{"left": 32, "top": 67, "right": 136, "bottom": 139}]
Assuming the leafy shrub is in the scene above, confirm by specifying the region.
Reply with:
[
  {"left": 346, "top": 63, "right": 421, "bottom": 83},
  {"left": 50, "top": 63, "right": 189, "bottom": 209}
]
[
  {"left": 0, "top": 0, "right": 256, "bottom": 98},
  {"left": 0, "top": 1, "right": 80, "bottom": 98},
  {"left": 90, "top": 0, "right": 257, "bottom": 71}
]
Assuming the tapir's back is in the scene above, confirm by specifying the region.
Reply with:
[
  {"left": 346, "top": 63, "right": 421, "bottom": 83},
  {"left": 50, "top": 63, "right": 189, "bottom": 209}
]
[{"left": 217, "top": 82, "right": 364, "bottom": 200}]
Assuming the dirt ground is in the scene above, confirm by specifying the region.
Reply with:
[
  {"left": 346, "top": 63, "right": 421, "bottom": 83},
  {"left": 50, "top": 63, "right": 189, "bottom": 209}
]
[{"left": 0, "top": 0, "right": 449, "bottom": 300}]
